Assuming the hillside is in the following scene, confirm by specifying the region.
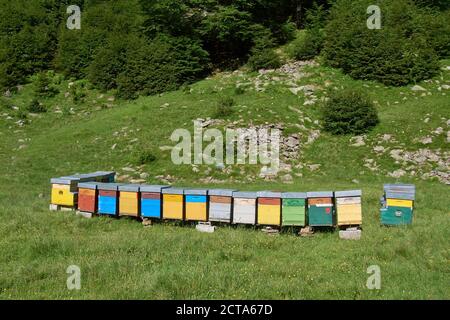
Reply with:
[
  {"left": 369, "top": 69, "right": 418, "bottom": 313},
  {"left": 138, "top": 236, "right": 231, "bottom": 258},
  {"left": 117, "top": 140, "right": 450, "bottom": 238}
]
[{"left": 0, "top": 57, "right": 449, "bottom": 299}]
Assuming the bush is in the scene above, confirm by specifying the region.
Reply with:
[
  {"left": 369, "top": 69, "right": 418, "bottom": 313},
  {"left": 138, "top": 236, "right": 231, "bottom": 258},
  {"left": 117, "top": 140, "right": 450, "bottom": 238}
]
[
  {"left": 34, "top": 72, "right": 59, "bottom": 98},
  {"left": 26, "top": 99, "right": 46, "bottom": 113},
  {"left": 322, "top": 89, "right": 379, "bottom": 135},
  {"left": 323, "top": 0, "right": 440, "bottom": 86},
  {"left": 248, "top": 48, "right": 282, "bottom": 71},
  {"left": 289, "top": 29, "right": 324, "bottom": 60},
  {"left": 215, "top": 96, "right": 234, "bottom": 118},
  {"left": 87, "top": 33, "right": 134, "bottom": 91},
  {"left": 136, "top": 150, "right": 157, "bottom": 165},
  {"left": 116, "top": 35, "right": 210, "bottom": 99}
]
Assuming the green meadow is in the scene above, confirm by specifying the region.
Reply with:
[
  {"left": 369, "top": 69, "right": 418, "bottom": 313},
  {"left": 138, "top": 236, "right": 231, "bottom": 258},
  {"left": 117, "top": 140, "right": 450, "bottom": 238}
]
[{"left": 0, "top": 58, "right": 449, "bottom": 299}]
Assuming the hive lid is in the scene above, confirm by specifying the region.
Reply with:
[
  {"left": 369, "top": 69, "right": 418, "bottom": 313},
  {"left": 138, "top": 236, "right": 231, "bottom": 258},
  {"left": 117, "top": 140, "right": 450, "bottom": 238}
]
[
  {"left": 184, "top": 188, "right": 208, "bottom": 195},
  {"left": 97, "top": 183, "right": 124, "bottom": 191},
  {"left": 118, "top": 184, "right": 141, "bottom": 192},
  {"left": 307, "top": 191, "right": 333, "bottom": 198},
  {"left": 78, "top": 182, "right": 98, "bottom": 190},
  {"left": 334, "top": 190, "right": 362, "bottom": 198},
  {"left": 281, "top": 192, "right": 307, "bottom": 199},
  {"left": 386, "top": 191, "right": 415, "bottom": 200},
  {"left": 233, "top": 191, "right": 258, "bottom": 199},
  {"left": 208, "top": 189, "right": 237, "bottom": 197},
  {"left": 140, "top": 185, "right": 170, "bottom": 193},
  {"left": 257, "top": 191, "right": 282, "bottom": 198},
  {"left": 50, "top": 177, "right": 80, "bottom": 185},
  {"left": 162, "top": 188, "right": 184, "bottom": 195},
  {"left": 383, "top": 184, "right": 415, "bottom": 192}
]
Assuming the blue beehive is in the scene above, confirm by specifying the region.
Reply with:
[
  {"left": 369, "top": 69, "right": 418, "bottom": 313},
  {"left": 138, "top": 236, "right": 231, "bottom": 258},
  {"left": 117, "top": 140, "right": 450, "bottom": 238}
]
[
  {"left": 98, "top": 183, "right": 123, "bottom": 216},
  {"left": 140, "top": 185, "right": 170, "bottom": 219}
]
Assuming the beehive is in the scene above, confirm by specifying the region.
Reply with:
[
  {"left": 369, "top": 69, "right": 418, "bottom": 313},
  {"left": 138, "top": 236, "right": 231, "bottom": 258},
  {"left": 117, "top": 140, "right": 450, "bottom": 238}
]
[
  {"left": 281, "top": 192, "right": 307, "bottom": 227},
  {"left": 232, "top": 191, "right": 257, "bottom": 225},
  {"left": 97, "top": 183, "right": 122, "bottom": 216},
  {"left": 162, "top": 188, "right": 184, "bottom": 220},
  {"left": 119, "top": 184, "right": 141, "bottom": 217},
  {"left": 184, "top": 189, "right": 208, "bottom": 222},
  {"left": 208, "top": 189, "right": 236, "bottom": 223},
  {"left": 380, "top": 184, "right": 415, "bottom": 225},
  {"left": 335, "top": 190, "right": 362, "bottom": 226},
  {"left": 257, "top": 191, "right": 282, "bottom": 226},
  {"left": 307, "top": 191, "right": 334, "bottom": 227},
  {"left": 50, "top": 177, "right": 79, "bottom": 207},
  {"left": 77, "top": 182, "right": 98, "bottom": 213},
  {"left": 140, "top": 185, "right": 170, "bottom": 219}
]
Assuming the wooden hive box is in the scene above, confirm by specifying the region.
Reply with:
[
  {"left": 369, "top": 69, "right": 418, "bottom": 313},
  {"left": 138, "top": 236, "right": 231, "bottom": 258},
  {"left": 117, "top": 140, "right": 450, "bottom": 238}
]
[
  {"left": 119, "top": 184, "right": 141, "bottom": 217},
  {"left": 90, "top": 171, "right": 116, "bottom": 182},
  {"left": 208, "top": 189, "right": 237, "bottom": 223},
  {"left": 307, "top": 191, "right": 334, "bottom": 227},
  {"left": 50, "top": 177, "right": 80, "bottom": 207},
  {"left": 381, "top": 184, "right": 415, "bottom": 226},
  {"left": 232, "top": 191, "right": 257, "bottom": 225},
  {"left": 335, "top": 190, "right": 362, "bottom": 226},
  {"left": 257, "top": 191, "right": 282, "bottom": 226},
  {"left": 184, "top": 189, "right": 208, "bottom": 222},
  {"left": 77, "top": 182, "right": 98, "bottom": 213},
  {"left": 140, "top": 185, "right": 170, "bottom": 219},
  {"left": 281, "top": 192, "right": 307, "bottom": 227},
  {"left": 162, "top": 188, "right": 184, "bottom": 220},
  {"left": 97, "top": 183, "right": 123, "bottom": 216}
]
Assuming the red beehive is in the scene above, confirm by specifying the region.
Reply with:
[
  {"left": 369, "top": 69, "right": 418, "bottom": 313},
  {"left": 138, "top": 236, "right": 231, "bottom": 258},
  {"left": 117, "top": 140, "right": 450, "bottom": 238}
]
[{"left": 77, "top": 182, "right": 98, "bottom": 213}]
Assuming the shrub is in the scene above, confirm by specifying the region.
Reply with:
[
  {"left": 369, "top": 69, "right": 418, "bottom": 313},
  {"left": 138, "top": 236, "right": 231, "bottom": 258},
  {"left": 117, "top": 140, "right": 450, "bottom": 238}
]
[
  {"left": 215, "top": 96, "right": 234, "bottom": 118},
  {"left": 323, "top": 0, "right": 440, "bottom": 86},
  {"left": 322, "top": 89, "right": 379, "bottom": 135},
  {"left": 116, "top": 35, "right": 210, "bottom": 99},
  {"left": 0, "top": 97, "right": 13, "bottom": 110},
  {"left": 34, "top": 72, "right": 59, "bottom": 98},
  {"left": 87, "top": 33, "right": 134, "bottom": 91},
  {"left": 289, "top": 29, "right": 324, "bottom": 60},
  {"left": 136, "top": 150, "right": 157, "bottom": 165},
  {"left": 247, "top": 48, "right": 282, "bottom": 71},
  {"left": 26, "top": 99, "right": 46, "bottom": 113}
]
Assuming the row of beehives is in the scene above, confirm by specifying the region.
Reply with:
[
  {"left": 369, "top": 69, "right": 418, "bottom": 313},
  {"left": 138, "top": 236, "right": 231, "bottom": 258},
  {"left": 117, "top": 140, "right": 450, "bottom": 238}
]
[{"left": 50, "top": 172, "right": 415, "bottom": 227}]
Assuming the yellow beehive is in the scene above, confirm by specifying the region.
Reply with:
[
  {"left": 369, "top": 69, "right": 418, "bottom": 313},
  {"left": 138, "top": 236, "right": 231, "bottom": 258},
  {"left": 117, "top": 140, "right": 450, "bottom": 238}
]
[
  {"left": 51, "top": 184, "right": 77, "bottom": 206},
  {"left": 335, "top": 190, "right": 362, "bottom": 226},
  {"left": 185, "top": 189, "right": 208, "bottom": 221},
  {"left": 162, "top": 189, "right": 184, "bottom": 220},
  {"left": 257, "top": 191, "right": 282, "bottom": 226},
  {"left": 119, "top": 185, "right": 140, "bottom": 217}
]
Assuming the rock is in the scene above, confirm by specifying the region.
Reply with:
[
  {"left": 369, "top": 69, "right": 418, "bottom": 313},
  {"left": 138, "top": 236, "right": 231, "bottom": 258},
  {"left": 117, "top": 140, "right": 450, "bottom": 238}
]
[
  {"left": 447, "top": 131, "right": 450, "bottom": 143},
  {"left": 424, "top": 118, "right": 430, "bottom": 123},
  {"left": 373, "top": 146, "right": 385, "bottom": 153},
  {"left": 122, "top": 167, "right": 135, "bottom": 172},
  {"left": 303, "top": 100, "right": 316, "bottom": 106},
  {"left": 308, "top": 164, "right": 321, "bottom": 171},
  {"left": 107, "top": 96, "right": 115, "bottom": 102},
  {"left": 116, "top": 174, "right": 130, "bottom": 182},
  {"left": 381, "top": 134, "right": 392, "bottom": 142},
  {"left": 111, "top": 143, "right": 117, "bottom": 150},
  {"left": 411, "top": 85, "right": 426, "bottom": 91},
  {"left": 419, "top": 136, "right": 433, "bottom": 144},
  {"left": 350, "top": 135, "right": 366, "bottom": 147},
  {"left": 434, "top": 127, "right": 444, "bottom": 135},
  {"left": 339, "top": 229, "right": 361, "bottom": 240},
  {"left": 38, "top": 193, "right": 44, "bottom": 198},
  {"left": 289, "top": 87, "right": 301, "bottom": 95},
  {"left": 390, "top": 149, "right": 404, "bottom": 161},
  {"left": 441, "top": 85, "right": 450, "bottom": 90},
  {"left": 130, "top": 179, "right": 146, "bottom": 184},
  {"left": 388, "top": 169, "right": 406, "bottom": 178},
  {"left": 281, "top": 173, "right": 293, "bottom": 184},
  {"left": 352, "top": 179, "right": 359, "bottom": 184},
  {"left": 140, "top": 173, "right": 149, "bottom": 179}
]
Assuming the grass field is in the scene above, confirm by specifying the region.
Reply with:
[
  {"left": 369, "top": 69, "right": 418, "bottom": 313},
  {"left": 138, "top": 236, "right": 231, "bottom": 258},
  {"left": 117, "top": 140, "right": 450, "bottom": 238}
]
[{"left": 0, "top": 57, "right": 449, "bottom": 299}]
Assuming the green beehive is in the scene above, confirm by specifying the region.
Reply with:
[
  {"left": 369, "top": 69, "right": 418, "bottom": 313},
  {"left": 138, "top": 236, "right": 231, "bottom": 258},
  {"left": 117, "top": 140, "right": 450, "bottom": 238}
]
[
  {"left": 380, "top": 184, "right": 415, "bottom": 226},
  {"left": 307, "top": 191, "right": 334, "bottom": 227},
  {"left": 281, "top": 192, "right": 307, "bottom": 226}
]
